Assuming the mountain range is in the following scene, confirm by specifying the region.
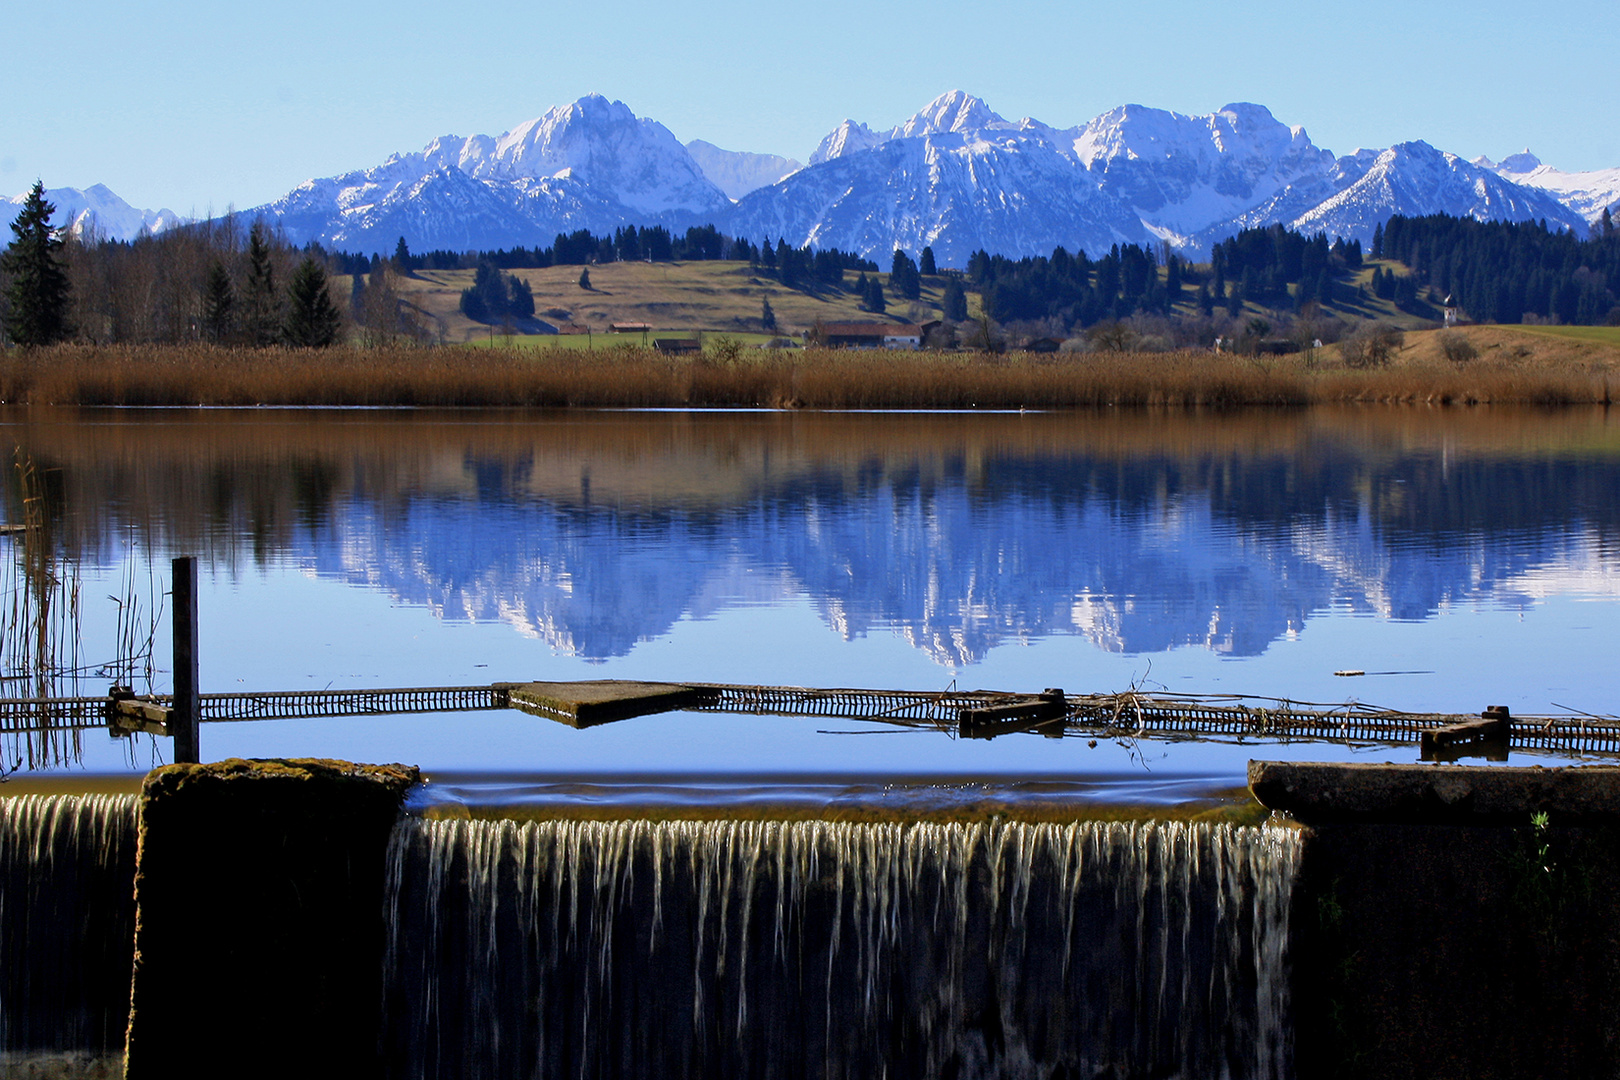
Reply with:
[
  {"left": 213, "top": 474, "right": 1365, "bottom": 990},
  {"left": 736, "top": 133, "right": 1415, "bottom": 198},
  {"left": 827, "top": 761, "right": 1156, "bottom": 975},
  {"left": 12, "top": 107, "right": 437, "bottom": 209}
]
[{"left": 16, "top": 92, "right": 1620, "bottom": 265}]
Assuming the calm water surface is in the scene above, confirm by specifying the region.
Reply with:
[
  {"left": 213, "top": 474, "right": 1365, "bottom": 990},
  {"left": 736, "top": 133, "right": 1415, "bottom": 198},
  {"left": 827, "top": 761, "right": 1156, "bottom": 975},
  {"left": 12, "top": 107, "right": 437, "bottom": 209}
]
[{"left": 4, "top": 405, "right": 1618, "bottom": 790}]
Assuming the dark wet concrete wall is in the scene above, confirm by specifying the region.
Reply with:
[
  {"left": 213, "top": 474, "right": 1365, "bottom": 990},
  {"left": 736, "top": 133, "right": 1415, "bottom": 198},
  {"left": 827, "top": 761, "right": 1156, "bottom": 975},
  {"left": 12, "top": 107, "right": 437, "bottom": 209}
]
[
  {"left": 123, "top": 759, "right": 417, "bottom": 1080},
  {"left": 1254, "top": 762, "right": 1620, "bottom": 1080}
]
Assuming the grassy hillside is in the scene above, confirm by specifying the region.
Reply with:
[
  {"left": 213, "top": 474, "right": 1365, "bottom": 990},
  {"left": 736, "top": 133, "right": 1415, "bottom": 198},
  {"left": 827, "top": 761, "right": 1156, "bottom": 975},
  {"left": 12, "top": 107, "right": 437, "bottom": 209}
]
[
  {"left": 1396, "top": 324, "right": 1620, "bottom": 371},
  {"left": 363, "top": 257, "right": 1614, "bottom": 352},
  {"left": 374, "top": 261, "right": 961, "bottom": 344}
]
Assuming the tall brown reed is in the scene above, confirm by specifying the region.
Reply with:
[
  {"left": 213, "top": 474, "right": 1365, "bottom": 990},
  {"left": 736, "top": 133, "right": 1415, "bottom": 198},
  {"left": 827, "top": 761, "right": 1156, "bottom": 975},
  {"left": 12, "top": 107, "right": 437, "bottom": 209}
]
[
  {"left": 0, "top": 343, "right": 1612, "bottom": 409},
  {"left": 0, "top": 452, "right": 83, "bottom": 768}
]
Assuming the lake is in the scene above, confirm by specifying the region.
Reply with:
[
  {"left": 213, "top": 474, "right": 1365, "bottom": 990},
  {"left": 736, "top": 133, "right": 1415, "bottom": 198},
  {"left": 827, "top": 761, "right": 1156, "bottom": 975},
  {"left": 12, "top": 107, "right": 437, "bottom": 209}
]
[{"left": 3, "top": 405, "right": 1618, "bottom": 794}]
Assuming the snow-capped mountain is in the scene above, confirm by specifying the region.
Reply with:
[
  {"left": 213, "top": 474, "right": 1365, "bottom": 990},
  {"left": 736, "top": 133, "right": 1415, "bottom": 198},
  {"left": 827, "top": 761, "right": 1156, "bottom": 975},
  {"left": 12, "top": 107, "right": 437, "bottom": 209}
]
[
  {"left": 252, "top": 94, "right": 730, "bottom": 252},
  {"left": 1477, "top": 150, "right": 1620, "bottom": 225},
  {"left": 1289, "top": 141, "right": 1586, "bottom": 243},
  {"left": 685, "top": 141, "right": 801, "bottom": 200},
  {"left": 734, "top": 93, "right": 1348, "bottom": 262},
  {"left": 727, "top": 119, "right": 1149, "bottom": 268},
  {"left": 3, "top": 183, "right": 183, "bottom": 241},
  {"left": 235, "top": 89, "right": 1612, "bottom": 263}
]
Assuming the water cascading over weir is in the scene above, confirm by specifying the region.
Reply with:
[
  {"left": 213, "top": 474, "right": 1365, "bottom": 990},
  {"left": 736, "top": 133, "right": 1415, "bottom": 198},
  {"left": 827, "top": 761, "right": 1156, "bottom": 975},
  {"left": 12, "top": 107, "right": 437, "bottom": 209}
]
[
  {"left": 379, "top": 814, "right": 1301, "bottom": 1080},
  {"left": 0, "top": 794, "right": 139, "bottom": 1074}
]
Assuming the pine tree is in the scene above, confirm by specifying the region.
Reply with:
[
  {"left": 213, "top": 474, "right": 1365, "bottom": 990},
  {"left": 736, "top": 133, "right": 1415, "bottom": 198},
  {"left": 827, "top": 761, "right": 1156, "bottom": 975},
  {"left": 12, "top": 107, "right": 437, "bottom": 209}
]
[
  {"left": 761, "top": 295, "right": 776, "bottom": 332},
  {"left": 507, "top": 275, "right": 534, "bottom": 318},
  {"left": 867, "top": 276, "right": 886, "bottom": 314},
  {"left": 282, "top": 257, "right": 342, "bottom": 347},
  {"left": 919, "top": 246, "right": 937, "bottom": 276},
  {"left": 243, "top": 222, "right": 281, "bottom": 346},
  {"left": 394, "top": 236, "right": 412, "bottom": 270},
  {"left": 942, "top": 277, "right": 968, "bottom": 321},
  {"left": 201, "top": 261, "right": 236, "bottom": 342},
  {"left": 348, "top": 269, "right": 367, "bottom": 326},
  {"left": 1, "top": 182, "right": 72, "bottom": 346},
  {"left": 578, "top": 267, "right": 592, "bottom": 290}
]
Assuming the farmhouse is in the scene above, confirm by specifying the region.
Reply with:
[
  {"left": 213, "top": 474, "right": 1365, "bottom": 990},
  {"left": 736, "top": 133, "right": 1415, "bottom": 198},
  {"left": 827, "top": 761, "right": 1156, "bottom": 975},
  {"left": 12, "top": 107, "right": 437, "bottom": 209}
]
[{"left": 817, "top": 322, "right": 923, "bottom": 350}]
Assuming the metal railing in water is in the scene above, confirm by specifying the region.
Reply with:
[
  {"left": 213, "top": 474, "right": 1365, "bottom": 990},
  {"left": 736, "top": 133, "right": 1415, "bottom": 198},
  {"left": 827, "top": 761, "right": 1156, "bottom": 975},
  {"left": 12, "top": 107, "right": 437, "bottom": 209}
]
[{"left": 0, "top": 680, "right": 1617, "bottom": 758}]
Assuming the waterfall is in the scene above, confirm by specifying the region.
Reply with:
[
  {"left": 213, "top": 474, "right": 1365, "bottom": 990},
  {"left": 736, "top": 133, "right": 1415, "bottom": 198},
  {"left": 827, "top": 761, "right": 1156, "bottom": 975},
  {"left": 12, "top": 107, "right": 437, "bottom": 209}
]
[
  {"left": 0, "top": 793, "right": 139, "bottom": 1064},
  {"left": 382, "top": 816, "right": 1300, "bottom": 1080}
]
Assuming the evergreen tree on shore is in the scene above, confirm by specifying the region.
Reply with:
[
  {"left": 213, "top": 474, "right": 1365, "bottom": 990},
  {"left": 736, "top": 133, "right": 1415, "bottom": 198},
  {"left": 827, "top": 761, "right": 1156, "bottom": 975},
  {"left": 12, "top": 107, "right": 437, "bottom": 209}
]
[
  {"left": 201, "top": 261, "right": 235, "bottom": 342},
  {"left": 1, "top": 182, "right": 72, "bottom": 346},
  {"left": 282, "top": 258, "right": 341, "bottom": 347},
  {"left": 942, "top": 277, "right": 968, "bottom": 321},
  {"left": 242, "top": 223, "right": 281, "bottom": 346}
]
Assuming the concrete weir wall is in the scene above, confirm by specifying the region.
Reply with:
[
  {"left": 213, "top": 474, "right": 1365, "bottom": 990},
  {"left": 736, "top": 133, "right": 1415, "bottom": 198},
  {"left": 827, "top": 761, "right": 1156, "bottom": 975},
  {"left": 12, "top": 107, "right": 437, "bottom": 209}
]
[
  {"left": 1252, "top": 762, "right": 1620, "bottom": 1080},
  {"left": 123, "top": 759, "right": 418, "bottom": 1080}
]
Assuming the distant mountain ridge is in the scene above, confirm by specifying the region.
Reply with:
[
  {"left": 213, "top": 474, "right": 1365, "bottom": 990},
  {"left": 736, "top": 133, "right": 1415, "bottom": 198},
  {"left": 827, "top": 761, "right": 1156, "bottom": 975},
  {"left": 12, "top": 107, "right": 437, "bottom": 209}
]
[
  {"left": 1475, "top": 149, "right": 1620, "bottom": 225},
  {"left": 22, "top": 92, "right": 1615, "bottom": 265},
  {"left": 2, "top": 184, "right": 182, "bottom": 242}
]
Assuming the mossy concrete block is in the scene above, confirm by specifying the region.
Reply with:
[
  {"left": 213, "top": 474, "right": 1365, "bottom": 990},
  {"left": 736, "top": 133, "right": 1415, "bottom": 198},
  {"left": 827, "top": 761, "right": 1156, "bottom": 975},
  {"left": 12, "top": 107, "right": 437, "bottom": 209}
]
[
  {"left": 124, "top": 759, "right": 418, "bottom": 1080},
  {"left": 1249, "top": 760, "right": 1620, "bottom": 824}
]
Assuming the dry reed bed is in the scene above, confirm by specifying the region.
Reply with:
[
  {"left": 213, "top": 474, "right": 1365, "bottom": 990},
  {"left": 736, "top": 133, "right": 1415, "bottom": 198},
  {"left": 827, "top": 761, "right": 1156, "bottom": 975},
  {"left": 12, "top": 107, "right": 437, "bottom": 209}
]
[{"left": 0, "top": 344, "right": 1612, "bottom": 409}]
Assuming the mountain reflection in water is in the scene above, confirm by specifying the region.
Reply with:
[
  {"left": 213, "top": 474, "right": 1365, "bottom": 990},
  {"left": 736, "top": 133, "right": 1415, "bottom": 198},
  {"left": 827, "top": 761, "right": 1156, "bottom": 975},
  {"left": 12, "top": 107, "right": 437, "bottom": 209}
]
[{"left": 10, "top": 407, "right": 1617, "bottom": 669}]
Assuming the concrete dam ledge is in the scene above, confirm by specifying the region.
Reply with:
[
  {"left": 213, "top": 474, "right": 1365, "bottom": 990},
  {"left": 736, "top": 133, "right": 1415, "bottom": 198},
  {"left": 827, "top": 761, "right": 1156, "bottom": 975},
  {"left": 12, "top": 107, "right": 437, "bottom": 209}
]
[{"left": 1249, "top": 759, "right": 1620, "bottom": 824}]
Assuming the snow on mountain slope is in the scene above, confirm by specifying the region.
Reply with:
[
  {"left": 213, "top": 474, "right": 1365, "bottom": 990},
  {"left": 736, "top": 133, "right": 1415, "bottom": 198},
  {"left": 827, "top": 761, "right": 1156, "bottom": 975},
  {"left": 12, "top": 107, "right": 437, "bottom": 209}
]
[
  {"left": 685, "top": 140, "right": 802, "bottom": 200},
  {"left": 1480, "top": 150, "right": 1620, "bottom": 224},
  {"left": 460, "top": 95, "right": 728, "bottom": 217},
  {"left": 808, "top": 120, "right": 886, "bottom": 165},
  {"left": 250, "top": 94, "right": 728, "bottom": 250},
  {"left": 3, "top": 184, "right": 182, "bottom": 241},
  {"left": 891, "top": 90, "right": 1015, "bottom": 139},
  {"left": 261, "top": 161, "right": 629, "bottom": 253},
  {"left": 756, "top": 95, "right": 1348, "bottom": 262},
  {"left": 1065, "top": 103, "right": 1337, "bottom": 241},
  {"left": 808, "top": 90, "right": 1013, "bottom": 166},
  {"left": 727, "top": 127, "right": 1146, "bottom": 266},
  {"left": 1290, "top": 141, "right": 1588, "bottom": 244}
]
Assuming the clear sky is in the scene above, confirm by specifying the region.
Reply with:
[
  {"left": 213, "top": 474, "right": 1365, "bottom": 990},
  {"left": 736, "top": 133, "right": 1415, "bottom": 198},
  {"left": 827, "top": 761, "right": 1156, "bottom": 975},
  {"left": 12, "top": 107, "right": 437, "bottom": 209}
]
[{"left": 4, "top": 0, "right": 1617, "bottom": 214}]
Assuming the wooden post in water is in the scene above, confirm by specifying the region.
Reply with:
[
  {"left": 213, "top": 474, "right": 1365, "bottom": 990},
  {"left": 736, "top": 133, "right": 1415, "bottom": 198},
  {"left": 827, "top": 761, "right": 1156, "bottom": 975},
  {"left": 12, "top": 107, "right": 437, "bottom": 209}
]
[{"left": 171, "top": 557, "right": 200, "bottom": 764}]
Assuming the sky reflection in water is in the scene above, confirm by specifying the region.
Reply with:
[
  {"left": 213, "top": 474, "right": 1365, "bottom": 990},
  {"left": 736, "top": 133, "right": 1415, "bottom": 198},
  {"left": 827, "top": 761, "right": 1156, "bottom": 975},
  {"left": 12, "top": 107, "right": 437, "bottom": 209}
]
[{"left": 5, "top": 406, "right": 1619, "bottom": 788}]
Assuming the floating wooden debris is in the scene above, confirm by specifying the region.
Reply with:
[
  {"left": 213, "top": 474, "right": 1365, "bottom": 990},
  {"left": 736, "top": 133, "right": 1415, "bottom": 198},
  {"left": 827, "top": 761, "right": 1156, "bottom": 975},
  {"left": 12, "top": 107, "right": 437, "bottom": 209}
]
[
  {"left": 958, "top": 689, "right": 1067, "bottom": 740},
  {"left": 108, "top": 685, "right": 173, "bottom": 737},
  {"left": 1420, "top": 705, "right": 1511, "bottom": 762},
  {"left": 502, "top": 681, "right": 717, "bottom": 729}
]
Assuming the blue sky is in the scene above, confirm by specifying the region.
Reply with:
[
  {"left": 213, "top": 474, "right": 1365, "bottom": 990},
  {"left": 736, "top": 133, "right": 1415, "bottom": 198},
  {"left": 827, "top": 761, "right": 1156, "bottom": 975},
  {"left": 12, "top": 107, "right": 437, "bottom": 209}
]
[{"left": 4, "top": 0, "right": 1617, "bottom": 213}]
